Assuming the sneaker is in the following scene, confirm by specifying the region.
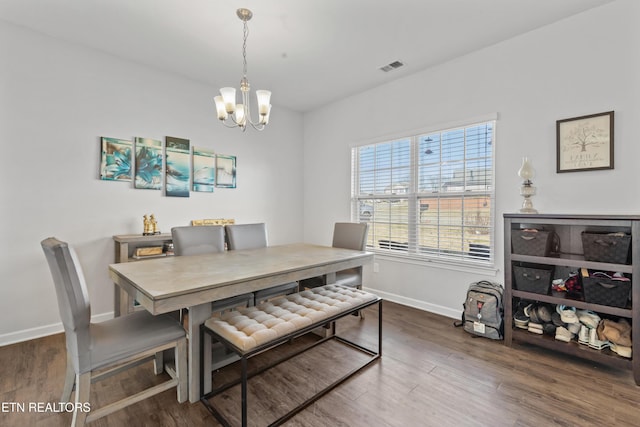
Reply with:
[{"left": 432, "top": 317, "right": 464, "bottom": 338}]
[
  {"left": 535, "top": 305, "right": 552, "bottom": 323},
  {"left": 577, "top": 309, "right": 600, "bottom": 329},
  {"left": 567, "top": 322, "right": 582, "bottom": 335},
  {"left": 578, "top": 325, "right": 590, "bottom": 345},
  {"left": 529, "top": 306, "right": 541, "bottom": 324},
  {"left": 528, "top": 322, "right": 543, "bottom": 334},
  {"left": 610, "top": 342, "right": 632, "bottom": 358},
  {"left": 589, "top": 327, "right": 610, "bottom": 350},
  {"left": 514, "top": 309, "right": 529, "bottom": 329},
  {"left": 543, "top": 323, "right": 557, "bottom": 336},
  {"left": 555, "top": 326, "right": 573, "bottom": 342},
  {"left": 558, "top": 305, "right": 578, "bottom": 324},
  {"left": 551, "top": 312, "right": 565, "bottom": 327}
]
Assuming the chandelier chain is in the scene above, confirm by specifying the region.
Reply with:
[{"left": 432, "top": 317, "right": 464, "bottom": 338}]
[{"left": 242, "top": 20, "right": 249, "bottom": 78}]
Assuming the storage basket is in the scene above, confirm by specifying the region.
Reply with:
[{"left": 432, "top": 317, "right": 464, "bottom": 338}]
[
  {"left": 581, "top": 232, "right": 631, "bottom": 264},
  {"left": 511, "top": 229, "right": 554, "bottom": 257},
  {"left": 513, "top": 264, "right": 553, "bottom": 295},
  {"left": 582, "top": 270, "right": 631, "bottom": 308}
]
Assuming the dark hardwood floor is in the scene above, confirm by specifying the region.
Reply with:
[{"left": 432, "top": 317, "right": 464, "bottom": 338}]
[{"left": 1, "top": 301, "right": 639, "bottom": 426}]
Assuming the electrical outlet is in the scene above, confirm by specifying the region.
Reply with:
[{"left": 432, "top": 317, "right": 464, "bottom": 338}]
[{"left": 373, "top": 263, "right": 379, "bottom": 273}]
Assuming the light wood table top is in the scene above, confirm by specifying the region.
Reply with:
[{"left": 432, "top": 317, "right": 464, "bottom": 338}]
[
  {"left": 109, "top": 243, "right": 372, "bottom": 314},
  {"left": 108, "top": 242, "right": 373, "bottom": 402}
]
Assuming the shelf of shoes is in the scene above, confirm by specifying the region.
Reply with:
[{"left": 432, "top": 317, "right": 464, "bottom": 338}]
[{"left": 504, "top": 213, "right": 639, "bottom": 385}]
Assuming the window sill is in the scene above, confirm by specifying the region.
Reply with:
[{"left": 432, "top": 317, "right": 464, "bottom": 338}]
[{"left": 371, "top": 250, "right": 499, "bottom": 275}]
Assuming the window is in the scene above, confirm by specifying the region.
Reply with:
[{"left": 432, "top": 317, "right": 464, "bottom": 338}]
[{"left": 351, "top": 120, "right": 495, "bottom": 265}]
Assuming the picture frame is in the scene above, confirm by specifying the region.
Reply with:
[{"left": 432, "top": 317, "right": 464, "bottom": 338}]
[
  {"left": 556, "top": 111, "right": 614, "bottom": 173},
  {"left": 100, "top": 137, "right": 132, "bottom": 181},
  {"left": 165, "top": 136, "right": 190, "bottom": 197},
  {"left": 215, "top": 154, "right": 237, "bottom": 188},
  {"left": 192, "top": 147, "right": 216, "bottom": 192},
  {"left": 134, "top": 137, "right": 163, "bottom": 189}
]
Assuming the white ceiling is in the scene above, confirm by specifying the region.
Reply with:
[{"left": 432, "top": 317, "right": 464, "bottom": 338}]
[{"left": 0, "top": 0, "right": 614, "bottom": 112}]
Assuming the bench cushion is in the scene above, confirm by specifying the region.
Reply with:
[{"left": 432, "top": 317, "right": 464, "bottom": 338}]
[{"left": 203, "top": 284, "right": 378, "bottom": 352}]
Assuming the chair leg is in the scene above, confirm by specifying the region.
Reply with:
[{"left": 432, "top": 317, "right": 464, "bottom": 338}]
[
  {"left": 175, "top": 338, "right": 188, "bottom": 403},
  {"left": 154, "top": 351, "right": 164, "bottom": 375},
  {"left": 72, "top": 372, "right": 90, "bottom": 427},
  {"left": 61, "top": 354, "right": 75, "bottom": 402}
]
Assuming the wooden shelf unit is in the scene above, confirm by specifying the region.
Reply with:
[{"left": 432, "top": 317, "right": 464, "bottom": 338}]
[
  {"left": 503, "top": 213, "right": 640, "bottom": 385},
  {"left": 113, "top": 233, "right": 173, "bottom": 316}
]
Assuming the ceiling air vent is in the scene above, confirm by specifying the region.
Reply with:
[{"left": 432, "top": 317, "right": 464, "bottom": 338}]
[{"left": 379, "top": 60, "right": 404, "bottom": 73}]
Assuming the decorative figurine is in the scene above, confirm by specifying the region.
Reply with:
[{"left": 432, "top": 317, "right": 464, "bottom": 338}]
[
  {"left": 143, "top": 214, "right": 152, "bottom": 235},
  {"left": 150, "top": 214, "right": 159, "bottom": 235}
]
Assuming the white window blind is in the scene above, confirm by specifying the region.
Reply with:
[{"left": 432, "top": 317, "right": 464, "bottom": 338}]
[{"left": 351, "top": 121, "right": 495, "bottom": 265}]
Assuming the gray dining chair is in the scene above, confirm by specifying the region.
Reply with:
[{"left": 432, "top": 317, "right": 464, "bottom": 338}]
[
  {"left": 171, "top": 226, "right": 254, "bottom": 311},
  {"left": 225, "top": 223, "right": 299, "bottom": 303},
  {"left": 41, "top": 237, "right": 187, "bottom": 427},
  {"left": 301, "top": 222, "right": 369, "bottom": 289}
]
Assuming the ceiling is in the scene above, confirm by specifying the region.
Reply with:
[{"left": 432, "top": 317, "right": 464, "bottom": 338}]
[{"left": 0, "top": 0, "right": 614, "bottom": 112}]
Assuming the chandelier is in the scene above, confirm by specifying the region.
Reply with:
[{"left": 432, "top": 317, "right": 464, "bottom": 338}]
[{"left": 214, "top": 8, "right": 271, "bottom": 131}]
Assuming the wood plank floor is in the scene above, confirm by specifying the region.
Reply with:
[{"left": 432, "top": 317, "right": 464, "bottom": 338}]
[{"left": 1, "top": 301, "right": 639, "bottom": 426}]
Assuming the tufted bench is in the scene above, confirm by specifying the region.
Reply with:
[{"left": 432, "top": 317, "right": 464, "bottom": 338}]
[{"left": 200, "top": 284, "right": 382, "bottom": 427}]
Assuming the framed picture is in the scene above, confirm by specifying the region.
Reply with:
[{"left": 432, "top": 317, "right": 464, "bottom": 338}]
[
  {"left": 134, "top": 137, "right": 163, "bottom": 189},
  {"left": 165, "top": 136, "right": 190, "bottom": 197},
  {"left": 216, "top": 154, "right": 237, "bottom": 188},
  {"left": 556, "top": 111, "right": 614, "bottom": 173},
  {"left": 192, "top": 147, "right": 216, "bottom": 192},
  {"left": 100, "top": 137, "right": 132, "bottom": 181}
]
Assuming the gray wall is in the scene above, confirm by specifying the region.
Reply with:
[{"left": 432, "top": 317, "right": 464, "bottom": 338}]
[
  {"left": 302, "top": 0, "right": 639, "bottom": 318},
  {"left": 0, "top": 21, "right": 304, "bottom": 344}
]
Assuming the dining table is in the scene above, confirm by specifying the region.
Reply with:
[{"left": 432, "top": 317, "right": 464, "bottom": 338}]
[{"left": 108, "top": 242, "right": 373, "bottom": 402}]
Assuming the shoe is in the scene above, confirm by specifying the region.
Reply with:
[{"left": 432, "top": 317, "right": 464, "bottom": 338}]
[
  {"left": 567, "top": 322, "right": 582, "bottom": 335},
  {"left": 578, "top": 325, "right": 590, "bottom": 345},
  {"left": 529, "top": 306, "right": 541, "bottom": 324},
  {"left": 610, "top": 342, "right": 632, "bottom": 358},
  {"left": 589, "top": 327, "right": 610, "bottom": 350},
  {"left": 523, "top": 304, "right": 533, "bottom": 318},
  {"left": 557, "top": 305, "right": 579, "bottom": 324},
  {"left": 616, "top": 318, "right": 632, "bottom": 346},
  {"left": 514, "top": 309, "right": 529, "bottom": 329},
  {"left": 555, "top": 326, "right": 573, "bottom": 342},
  {"left": 551, "top": 312, "right": 565, "bottom": 327},
  {"left": 577, "top": 309, "right": 600, "bottom": 329},
  {"left": 536, "top": 305, "right": 552, "bottom": 323},
  {"left": 600, "top": 319, "right": 632, "bottom": 347},
  {"left": 528, "top": 322, "right": 543, "bottom": 334},
  {"left": 543, "top": 323, "right": 557, "bottom": 336}
]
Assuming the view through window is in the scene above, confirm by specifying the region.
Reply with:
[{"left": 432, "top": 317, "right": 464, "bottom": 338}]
[{"left": 351, "top": 120, "right": 495, "bottom": 264}]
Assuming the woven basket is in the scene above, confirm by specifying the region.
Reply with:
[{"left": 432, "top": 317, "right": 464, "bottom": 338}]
[
  {"left": 582, "top": 272, "right": 631, "bottom": 308},
  {"left": 581, "top": 232, "right": 631, "bottom": 264},
  {"left": 511, "top": 229, "right": 553, "bottom": 257},
  {"left": 513, "top": 265, "right": 553, "bottom": 295}
]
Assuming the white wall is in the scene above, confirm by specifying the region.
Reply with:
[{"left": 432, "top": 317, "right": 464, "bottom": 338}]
[
  {"left": 0, "top": 22, "right": 304, "bottom": 344},
  {"left": 303, "top": 0, "right": 639, "bottom": 318}
]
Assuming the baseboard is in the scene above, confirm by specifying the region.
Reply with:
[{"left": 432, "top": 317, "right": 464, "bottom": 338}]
[
  {"left": 1, "top": 290, "right": 461, "bottom": 346},
  {"left": 362, "top": 287, "right": 461, "bottom": 320},
  {"left": 0, "top": 312, "right": 114, "bottom": 347}
]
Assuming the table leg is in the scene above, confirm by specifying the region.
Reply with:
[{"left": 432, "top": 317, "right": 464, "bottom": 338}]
[
  {"left": 188, "top": 303, "right": 212, "bottom": 402},
  {"left": 324, "top": 272, "right": 336, "bottom": 284}
]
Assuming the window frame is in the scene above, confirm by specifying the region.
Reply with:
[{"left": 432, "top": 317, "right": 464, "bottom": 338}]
[{"left": 350, "top": 116, "right": 497, "bottom": 270}]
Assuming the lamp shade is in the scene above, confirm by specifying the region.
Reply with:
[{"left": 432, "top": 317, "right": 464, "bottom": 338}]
[
  {"left": 214, "top": 96, "right": 227, "bottom": 120},
  {"left": 234, "top": 104, "right": 246, "bottom": 126},
  {"left": 518, "top": 157, "right": 535, "bottom": 181},
  {"left": 255, "top": 90, "right": 271, "bottom": 116},
  {"left": 220, "top": 87, "right": 237, "bottom": 114}
]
